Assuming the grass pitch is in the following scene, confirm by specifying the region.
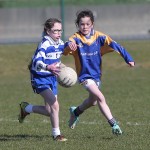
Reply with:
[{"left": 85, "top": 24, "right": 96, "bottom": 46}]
[{"left": 0, "top": 40, "right": 150, "bottom": 150}]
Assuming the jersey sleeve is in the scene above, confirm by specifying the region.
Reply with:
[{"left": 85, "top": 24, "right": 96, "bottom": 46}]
[
  {"left": 102, "top": 34, "right": 134, "bottom": 64},
  {"left": 109, "top": 40, "right": 134, "bottom": 63},
  {"left": 33, "top": 48, "right": 47, "bottom": 71}
]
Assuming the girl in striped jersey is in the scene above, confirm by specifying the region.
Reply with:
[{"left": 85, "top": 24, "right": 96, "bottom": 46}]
[
  {"left": 18, "top": 18, "right": 67, "bottom": 141},
  {"left": 64, "top": 10, "right": 135, "bottom": 135}
]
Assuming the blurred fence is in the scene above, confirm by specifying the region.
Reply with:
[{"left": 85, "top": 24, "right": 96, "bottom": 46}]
[{"left": 0, "top": 2, "right": 150, "bottom": 44}]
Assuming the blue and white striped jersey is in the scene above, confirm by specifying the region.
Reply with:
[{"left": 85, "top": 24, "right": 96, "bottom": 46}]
[{"left": 30, "top": 35, "right": 64, "bottom": 77}]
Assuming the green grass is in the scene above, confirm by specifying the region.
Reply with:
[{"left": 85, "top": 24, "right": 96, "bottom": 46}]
[
  {"left": 0, "top": 40, "right": 150, "bottom": 150},
  {"left": 0, "top": 0, "right": 149, "bottom": 8}
]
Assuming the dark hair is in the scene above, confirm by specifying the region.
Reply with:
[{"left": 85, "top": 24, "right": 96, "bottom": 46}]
[
  {"left": 43, "top": 18, "right": 61, "bottom": 35},
  {"left": 75, "top": 9, "right": 94, "bottom": 27}
]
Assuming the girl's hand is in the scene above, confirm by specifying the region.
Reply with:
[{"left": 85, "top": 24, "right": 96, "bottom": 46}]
[
  {"left": 46, "top": 62, "right": 60, "bottom": 76},
  {"left": 128, "top": 62, "right": 135, "bottom": 67},
  {"left": 68, "top": 42, "right": 77, "bottom": 51}
]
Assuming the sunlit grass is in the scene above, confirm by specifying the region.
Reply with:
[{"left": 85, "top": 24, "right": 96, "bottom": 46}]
[{"left": 0, "top": 40, "right": 150, "bottom": 150}]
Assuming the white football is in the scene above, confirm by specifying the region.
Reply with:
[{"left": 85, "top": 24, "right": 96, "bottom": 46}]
[{"left": 57, "top": 66, "right": 77, "bottom": 88}]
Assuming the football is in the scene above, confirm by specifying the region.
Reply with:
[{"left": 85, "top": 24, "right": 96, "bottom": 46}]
[{"left": 57, "top": 66, "right": 77, "bottom": 88}]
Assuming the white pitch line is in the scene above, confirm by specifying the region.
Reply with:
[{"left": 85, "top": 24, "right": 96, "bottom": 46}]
[
  {"left": 126, "top": 122, "right": 150, "bottom": 126},
  {"left": 0, "top": 118, "right": 150, "bottom": 126}
]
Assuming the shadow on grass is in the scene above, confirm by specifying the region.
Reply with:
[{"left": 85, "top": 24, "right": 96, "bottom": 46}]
[{"left": 0, "top": 134, "right": 50, "bottom": 141}]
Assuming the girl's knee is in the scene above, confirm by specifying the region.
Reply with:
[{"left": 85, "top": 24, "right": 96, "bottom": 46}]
[
  {"left": 92, "top": 101, "right": 97, "bottom": 106},
  {"left": 45, "top": 105, "right": 51, "bottom": 114},
  {"left": 96, "top": 97, "right": 106, "bottom": 105},
  {"left": 51, "top": 101, "right": 59, "bottom": 111}
]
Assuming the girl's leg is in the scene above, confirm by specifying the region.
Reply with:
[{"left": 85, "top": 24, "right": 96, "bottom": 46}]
[
  {"left": 69, "top": 82, "right": 122, "bottom": 134},
  {"left": 74, "top": 84, "right": 113, "bottom": 120},
  {"left": 39, "top": 89, "right": 67, "bottom": 140},
  {"left": 86, "top": 84, "right": 122, "bottom": 134},
  {"left": 69, "top": 87, "right": 97, "bottom": 129},
  {"left": 78, "top": 93, "right": 97, "bottom": 111},
  {"left": 85, "top": 83, "right": 113, "bottom": 120},
  {"left": 20, "top": 88, "right": 59, "bottom": 128},
  {"left": 31, "top": 105, "right": 50, "bottom": 116},
  {"left": 19, "top": 89, "right": 67, "bottom": 141},
  {"left": 39, "top": 89, "right": 59, "bottom": 128}
]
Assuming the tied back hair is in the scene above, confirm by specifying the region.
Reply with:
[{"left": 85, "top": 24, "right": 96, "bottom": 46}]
[{"left": 28, "top": 18, "right": 62, "bottom": 71}]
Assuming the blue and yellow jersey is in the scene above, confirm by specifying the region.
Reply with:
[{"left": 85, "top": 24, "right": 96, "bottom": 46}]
[{"left": 64, "top": 30, "right": 134, "bottom": 82}]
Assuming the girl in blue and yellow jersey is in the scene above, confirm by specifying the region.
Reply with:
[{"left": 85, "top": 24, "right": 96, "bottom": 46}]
[
  {"left": 64, "top": 10, "right": 135, "bottom": 135},
  {"left": 18, "top": 18, "right": 67, "bottom": 142}
]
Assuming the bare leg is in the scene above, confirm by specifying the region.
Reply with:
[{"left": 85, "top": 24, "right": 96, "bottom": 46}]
[
  {"left": 79, "top": 83, "right": 113, "bottom": 120},
  {"left": 32, "top": 105, "right": 50, "bottom": 116},
  {"left": 37, "top": 89, "right": 59, "bottom": 128},
  {"left": 79, "top": 93, "right": 97, "bottom": 111}
]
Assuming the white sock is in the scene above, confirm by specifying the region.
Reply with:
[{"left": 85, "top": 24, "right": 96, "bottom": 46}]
[
  {"left": 25, "top": 104, "right": 33, "bottom": 113},
  {"left": 52, "top": 128, "right": 61, "bottom": 138}
]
